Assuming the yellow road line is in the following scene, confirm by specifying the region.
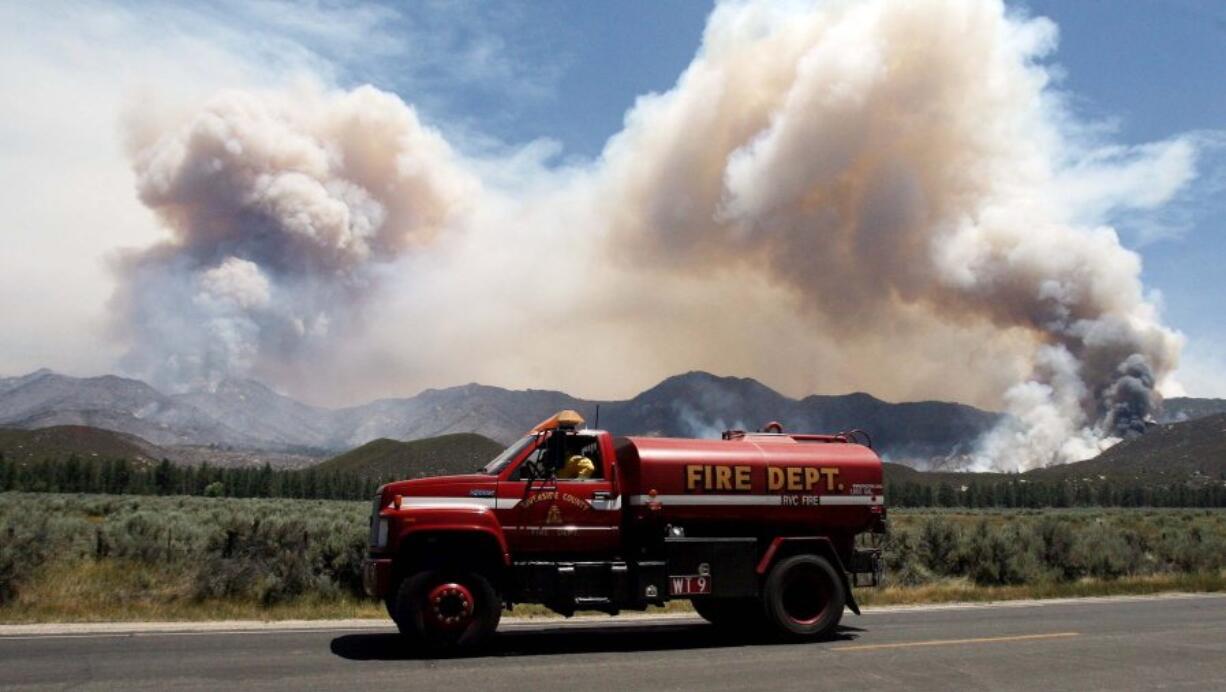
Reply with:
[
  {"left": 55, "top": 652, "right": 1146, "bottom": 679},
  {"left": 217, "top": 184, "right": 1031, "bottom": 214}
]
[{"left": 833, "top": 631, "right": 1081, "bottom": 652}]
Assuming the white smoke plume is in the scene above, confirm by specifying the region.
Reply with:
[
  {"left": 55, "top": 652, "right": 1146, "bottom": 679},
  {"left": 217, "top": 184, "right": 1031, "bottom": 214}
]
[
  {"left": 114, "top": 84, "right": 476, "bottom": 389},
  {"left": 113, "top": 0, "right": 1196, "bottom": 470}
]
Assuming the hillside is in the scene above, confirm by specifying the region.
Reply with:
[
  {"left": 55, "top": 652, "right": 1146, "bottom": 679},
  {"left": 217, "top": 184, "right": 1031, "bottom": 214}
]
[
  {"left": 876, "top": 414, "right": 1226, "bottom": 510},
  {"left": 882, "top": 461, "right": 1008, "bottom": 487},
  {"left": 0, "top": 425, "right": 164, "bottom": 467},
  {"left": 1032, "top": 413, "right": 1226, "bottom": 484},
  {"left": 171, "top": 378, "right": 334, "bottom": 452},
  {"left": 1162, "top": 397, "right": 1226, "bottom": 423},
  {"left": 332, "top": 383, "right": 586, "bottom": 448},
  {"left": 0, "top": 370, "right": 255, "bottom": 447},
  {"left": 600, "top": 373, "right": 998, "bottom": 464},
  {"left": 315, "top": 433, "right": 505, "bottom": 480},
  {"left": 882, "top": 414, "right": 1226, "bottom": 487}
]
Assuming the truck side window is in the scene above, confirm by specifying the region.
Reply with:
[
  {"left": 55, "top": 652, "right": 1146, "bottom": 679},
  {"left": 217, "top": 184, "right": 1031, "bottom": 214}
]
[
  {"left": 561, "top": 435, "right": 603, "bottom": 480},
  {"left": 513, "top": 433, "right": 604, "bottom": 480},
  {"left": 515, "top": 438, "right": 553, "bottom": 481}
]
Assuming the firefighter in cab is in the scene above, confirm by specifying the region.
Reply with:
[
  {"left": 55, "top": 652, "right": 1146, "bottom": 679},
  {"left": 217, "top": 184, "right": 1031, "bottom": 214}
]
[{"left": 558, "top": 452, "right": 594, "bottom": 479}]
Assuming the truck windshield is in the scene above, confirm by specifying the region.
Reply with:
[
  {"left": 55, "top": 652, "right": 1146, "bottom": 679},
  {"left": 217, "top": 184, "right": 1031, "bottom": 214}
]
[{"left": 480, "top": 435, "right": 536, "bottom": 475}]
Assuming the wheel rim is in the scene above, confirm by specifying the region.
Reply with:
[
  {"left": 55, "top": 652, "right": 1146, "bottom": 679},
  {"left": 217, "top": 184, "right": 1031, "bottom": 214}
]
[
  {"left": 425, "top": 582, "right": 475, "bottom": 630},
  {"left": 780, "top": 563, "right": 831, "bottom": 626}
]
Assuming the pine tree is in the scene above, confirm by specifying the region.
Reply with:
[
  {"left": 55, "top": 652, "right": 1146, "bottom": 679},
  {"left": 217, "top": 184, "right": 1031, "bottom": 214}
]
[{"left": 154, "top": 459, "right": 173, "bottom": 495}]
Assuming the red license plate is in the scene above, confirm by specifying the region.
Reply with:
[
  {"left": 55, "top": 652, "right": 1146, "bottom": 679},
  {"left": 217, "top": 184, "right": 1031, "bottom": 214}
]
[{"left": 669, "top": 575, "right": 712, "bottom": 595}]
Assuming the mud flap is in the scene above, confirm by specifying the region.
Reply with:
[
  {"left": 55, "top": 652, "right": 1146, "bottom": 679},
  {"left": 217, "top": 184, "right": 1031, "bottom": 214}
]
[{"left": 842, "top": 573, "right": 861, "bottom": 615}]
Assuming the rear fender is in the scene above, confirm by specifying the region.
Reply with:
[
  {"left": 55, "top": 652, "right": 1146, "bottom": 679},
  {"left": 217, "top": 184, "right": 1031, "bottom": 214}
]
[{"left": 756, "top": 536, "right": 860, "bottom": 615}]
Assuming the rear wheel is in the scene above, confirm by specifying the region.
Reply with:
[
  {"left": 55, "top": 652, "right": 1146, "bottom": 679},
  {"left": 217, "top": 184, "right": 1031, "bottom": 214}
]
[
  {"left": 761, "top": 554, "right": 845, "bottom": 640},
  {"left": 393, "top": 569, "right": 502, "bottom": 650}
]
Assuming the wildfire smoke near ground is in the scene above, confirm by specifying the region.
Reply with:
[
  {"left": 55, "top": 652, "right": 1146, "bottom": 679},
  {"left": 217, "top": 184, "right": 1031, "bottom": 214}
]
[{"left": 94, "top": 0, "right": 1208, "bottom": 470}]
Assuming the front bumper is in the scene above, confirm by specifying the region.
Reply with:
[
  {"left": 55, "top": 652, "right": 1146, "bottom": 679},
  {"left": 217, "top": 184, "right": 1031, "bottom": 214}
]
[{"left": 363, "top": 558, "right": 393, "bottom": 598}]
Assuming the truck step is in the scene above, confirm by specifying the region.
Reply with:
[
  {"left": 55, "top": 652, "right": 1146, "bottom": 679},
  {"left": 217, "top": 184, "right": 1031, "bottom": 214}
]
[{"left": 574, "top": 597, "right": 613, "bottom": 606}]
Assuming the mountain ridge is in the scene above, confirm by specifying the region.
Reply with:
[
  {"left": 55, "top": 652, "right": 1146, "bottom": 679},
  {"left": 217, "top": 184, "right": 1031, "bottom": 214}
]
[{"left": 2, "top": 368, "right": 1222, "bottom": 468}]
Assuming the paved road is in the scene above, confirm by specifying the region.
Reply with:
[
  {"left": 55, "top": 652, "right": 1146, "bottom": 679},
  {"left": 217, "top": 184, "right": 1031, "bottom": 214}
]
[{"left": 2, "top": 594, "right": 1225, "bottom": 691}]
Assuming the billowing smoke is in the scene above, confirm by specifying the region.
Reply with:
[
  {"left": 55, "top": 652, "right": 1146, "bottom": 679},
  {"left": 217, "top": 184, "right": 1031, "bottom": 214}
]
[
  {"left": 112, "top": 0, "right": 1196, "bottom": 470},
  {"left": 114, "top": 85, "right": 476, "bottom": 389},
  {"left": 593, "top": 0, "right": 1184, "bottom": 470}
]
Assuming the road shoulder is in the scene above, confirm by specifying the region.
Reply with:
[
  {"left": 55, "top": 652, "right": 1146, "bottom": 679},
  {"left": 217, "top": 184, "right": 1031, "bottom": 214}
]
[{"left": 2, "top": 591, "right": 1221, "bottom": 637}]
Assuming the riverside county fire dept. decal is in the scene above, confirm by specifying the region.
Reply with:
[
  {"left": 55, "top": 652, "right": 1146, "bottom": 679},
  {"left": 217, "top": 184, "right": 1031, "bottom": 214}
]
[
  {"left": 684, "top": 465, "right": 843, "bottom": 493},
  {"left": 519, "top": 491, "right": 592, "bottom": 511},
  {"left": 516, "top": 491, "right": 592, "bottom": 535}
]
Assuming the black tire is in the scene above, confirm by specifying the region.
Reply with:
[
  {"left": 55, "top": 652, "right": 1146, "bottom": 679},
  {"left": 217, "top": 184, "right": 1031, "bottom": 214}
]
[
  {"left": 761, "top": 554, "right": 845, "bottom": 640},
  {"left": 691, "top": 598, "right": 766, "bottom": 630},
  {"left": 384, "top": 591, "right": 412, "bottom": 636},
  {"left": 392, "top": 569, "right": 502, "bottom": 651}
]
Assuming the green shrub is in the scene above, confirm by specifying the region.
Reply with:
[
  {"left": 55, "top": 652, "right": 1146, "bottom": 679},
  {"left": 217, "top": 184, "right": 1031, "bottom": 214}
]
[
  {"left": 1035, "top": 516, "right": 1078, "bottom": 579},
  {"left": 918, "top": 518, "right": 960, "bottom": 574},
  {"left": 1068, "top": 523, "right": 1139, "bottom": 579},
  {"left": 2, "top": 494, "right": 1226, "bottom": 612},
  {"left": 880, "top": 527, "right": 934, "bottom": 586},
  {"left": 0, "top": 516, "right": 50, "bottom": 604},
  {"left": 957, "top": 520, "right": 1032, "bottom": 586},
  {"left": 195, "top": 517, "right": 316, "bottom": 604}
]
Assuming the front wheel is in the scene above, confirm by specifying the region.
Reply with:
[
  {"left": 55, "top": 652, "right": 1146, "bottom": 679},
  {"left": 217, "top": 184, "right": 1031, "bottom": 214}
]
[
  {"left": 761, "top": 554, "right": 845, "bottom": 640},
  {"left": 384, "top": 594, "right": 409, "bottom": 634},
  {"left": 392, "top": 569, "right": 502, "bottom": 650}
]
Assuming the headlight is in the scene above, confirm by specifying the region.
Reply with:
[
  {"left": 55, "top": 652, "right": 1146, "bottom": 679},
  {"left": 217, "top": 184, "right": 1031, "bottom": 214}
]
[
  {"left": 371, "top": 491, "right": 384, "bottom": 517},
  {"left": 372, "top": 517, "right": 389, "bottom": 549},
  {"left": 369, "top": 493, "right": 389, "bottom": 549}
]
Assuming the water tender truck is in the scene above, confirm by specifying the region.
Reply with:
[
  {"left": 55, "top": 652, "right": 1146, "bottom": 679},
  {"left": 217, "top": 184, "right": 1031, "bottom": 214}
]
[{"left": 363, "top": 410, "right": 886, "bottom": 649}]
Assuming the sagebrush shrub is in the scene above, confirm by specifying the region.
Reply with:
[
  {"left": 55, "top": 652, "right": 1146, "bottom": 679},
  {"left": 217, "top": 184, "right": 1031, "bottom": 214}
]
[
  {"left": 2, "top": 494, "right": 1225, "bottom": 608},
  {"left": 0, "top": 516, "right": 50, "bottom": 604},
  {"left": 918, "top": 518, "right": 960, "bottom": 574},
  {"left": 1069, "top": 523, "right": 1139, "bottom": 579}
]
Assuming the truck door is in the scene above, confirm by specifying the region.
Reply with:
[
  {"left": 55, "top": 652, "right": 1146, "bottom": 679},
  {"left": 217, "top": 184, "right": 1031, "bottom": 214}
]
[{"left": 496, "top": 431, "right": 621, "bottom": 556}]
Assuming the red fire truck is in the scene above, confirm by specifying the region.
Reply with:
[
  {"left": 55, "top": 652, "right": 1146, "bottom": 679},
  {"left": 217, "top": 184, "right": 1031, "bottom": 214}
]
[{"left": 363, "top": 410, "right": 885, "bottom": 649}]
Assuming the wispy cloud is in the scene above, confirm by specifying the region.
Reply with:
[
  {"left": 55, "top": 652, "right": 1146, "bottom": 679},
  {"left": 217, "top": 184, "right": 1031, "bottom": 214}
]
[
  {"left": 1049, "top": 132, "right": 1226, "bottom": 246},
  {"left": 356, "top": 1, "right": 573, "bottom": 145},
  {"left": 1172, "top": 337, "right": 1226, "bottom": 398},
  {"left": 68, "top": 1, "right": 569, "bottom": 125}
]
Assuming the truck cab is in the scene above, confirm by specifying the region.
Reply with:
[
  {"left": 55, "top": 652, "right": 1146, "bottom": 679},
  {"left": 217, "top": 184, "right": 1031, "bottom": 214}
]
[
  {"left": 487, "top": 423, "right": 623, "bottom": 557},
  {"left": 363, "top": 410, "right": 885, "bottom": 651}
]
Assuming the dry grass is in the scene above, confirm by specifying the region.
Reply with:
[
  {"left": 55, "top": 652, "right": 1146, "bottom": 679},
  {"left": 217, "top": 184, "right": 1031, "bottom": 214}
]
[
  {"left": 0, "top": 560, "right": 383, "bottom": 624},
  {"left": 5, "top": 561, "right": 1222, "bottom": 624}
]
